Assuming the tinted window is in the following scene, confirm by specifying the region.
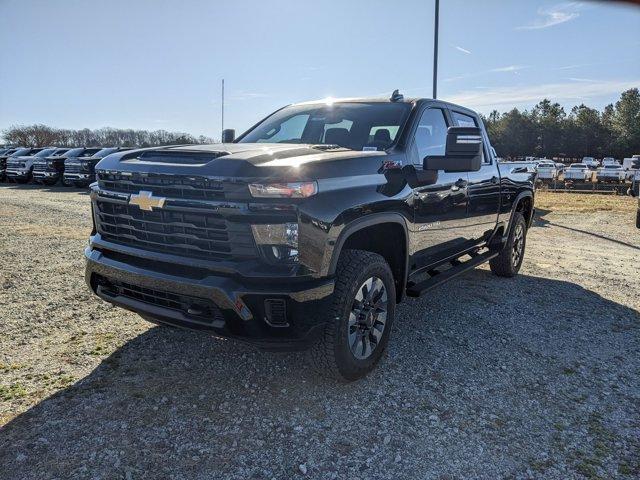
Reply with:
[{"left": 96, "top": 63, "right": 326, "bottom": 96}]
[
  {"left": 64, "top": 148, "right": 86, "bottom": 158},
  {"left": 33, "top": 148, "right": 57, "bottom": 157},
  {"left": 9, "top": 148, "right": 30, "bottom": 156},
  {"left": 239, "top": 102, "right": 411, "bottom": 151},
  {"left": 452, "top": 111, "right": 477, "bottom": 127},
  {"left": 260, "top": 114, "right": 309, "bottom": 144},
  {"left": 94, "top": 148, "right": 118, "bottom": 158},
  {"left": 411, "top": 108, "right": 448, "bottom": 164}
]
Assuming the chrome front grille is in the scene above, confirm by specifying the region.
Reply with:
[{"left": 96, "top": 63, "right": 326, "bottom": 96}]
[
  {"left": 64, "top": 162, "right": 84, "bottom": 174},
  {"left": 95, "top": 200, "right": 256, "bottom": 261},
  {"left": 32, "top": 161, "right": 48, "bottom": 173},
  {"left": 96, "top": 172, "right": 248, "bottom": 201}
]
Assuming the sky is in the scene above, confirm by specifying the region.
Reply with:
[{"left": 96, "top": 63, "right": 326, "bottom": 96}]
[{"left": 0, "top": 0, "right": 639, "bottom": 139}]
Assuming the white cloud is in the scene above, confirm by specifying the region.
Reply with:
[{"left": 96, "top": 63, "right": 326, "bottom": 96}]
[
  {"left": 454, "top": 45, "right": 472, "bottom": 55},
  {"left": 444, "top": 79, "right": 640, "bottom": 111},
  {"left": 567, "top": 77, "right": 597, "bottom": 83},
  {"left": 489, "top": 65, "right": 530, "bottom": 73},
  {"left": 444, "top": 65, "right": 530, "bottom": 82},
  {"left": 516, "top": 2, "right": 582, "bottom": 30}
]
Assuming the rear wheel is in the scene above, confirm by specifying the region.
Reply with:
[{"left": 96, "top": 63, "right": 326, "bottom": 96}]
[
  {"left": 309, "top": 250, "right": 395, "bottom": 381},
  {"left": 490, "top": 212, "right": 527, "bottom": 278}
]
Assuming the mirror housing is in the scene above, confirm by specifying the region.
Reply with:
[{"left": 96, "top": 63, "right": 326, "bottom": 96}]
[
  {"left": 423, "top": 126, "right": 483, "bottom": 172},
  {"left": 222, "top": 129, "right": 236, "bottom": 143}
]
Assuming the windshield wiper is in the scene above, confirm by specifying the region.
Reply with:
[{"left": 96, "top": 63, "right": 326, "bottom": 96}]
[{"left": 311, "top": 144, "right": 349, "bottom": 151}]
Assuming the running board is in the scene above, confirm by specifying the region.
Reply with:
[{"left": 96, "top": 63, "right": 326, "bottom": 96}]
[{"left": 405, "top": 250, "right": 499, "bottom": 298}]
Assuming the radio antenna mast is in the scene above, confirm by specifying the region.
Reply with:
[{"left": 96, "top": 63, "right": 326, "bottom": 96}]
[
  {"left": 433, "top": 0, "right": 439, "bottom": 99},
  {"left": 221, "top": 79, "right": 225, "bottom": 141}
]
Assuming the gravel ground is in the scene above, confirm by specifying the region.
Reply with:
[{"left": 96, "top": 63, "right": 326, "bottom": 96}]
[{"left": 1, "top": 185, "right": 639, "bottom": 479}]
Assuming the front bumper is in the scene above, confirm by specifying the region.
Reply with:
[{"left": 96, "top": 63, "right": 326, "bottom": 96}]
[
  {"left": 33, "top": 171, "right": 61, "bottom": 182},
  {"left": 64, "top": 173, "right": 92, "bottom": 183},
  {"left": 6, "top": 169, "right": 30, "bottom": 179},
  {"left": 85, "top": 245, "right": 335, "bottom": 351}
]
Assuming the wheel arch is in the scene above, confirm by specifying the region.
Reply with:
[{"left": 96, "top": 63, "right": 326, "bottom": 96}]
[{"left": 327, "top": 213, "right": 409, "bottom": 302}]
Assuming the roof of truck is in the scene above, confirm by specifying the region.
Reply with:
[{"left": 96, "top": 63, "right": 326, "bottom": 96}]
[{"left": 292, "top": 95, "right": 478, "bottom": 115}]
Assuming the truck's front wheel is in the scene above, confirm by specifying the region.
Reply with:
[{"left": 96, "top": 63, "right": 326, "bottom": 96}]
[{"left": 309, "top": 250, "right": 395, "bottom": 381}]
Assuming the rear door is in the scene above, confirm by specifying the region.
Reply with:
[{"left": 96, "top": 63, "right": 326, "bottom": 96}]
[{"left": 449, "top": 109, "right": 501, "bottom": 244}]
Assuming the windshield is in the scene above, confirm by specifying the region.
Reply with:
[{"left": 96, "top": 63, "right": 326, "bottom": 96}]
[
  {"left": 32, "top": 148, "right": 57, "bottom": 157},
  {"left": 63, "top": 148, "right": 86, "bottom": 158},
  {"left": 7, "top": 148, "right": 29, "bottom": 156},
  {"left": 238, "top": 102, "right": 412, "bottom": 151},
  {"left": 49, "top": 148, "right": 70, "bottom": 157},
  {"left": 93, "top": 147, "right": 118, "bottom": 158}
]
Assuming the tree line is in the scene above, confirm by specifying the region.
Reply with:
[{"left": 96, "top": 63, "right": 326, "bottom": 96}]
[
  {"left": 1, "top": 125, "right": 215, "bottom": 148},
  {"left": 482, "top": 88, "right": 640, "bottom": 160},
  {"left": 3, "top": 88, "right": 639, "bottom": 159}
]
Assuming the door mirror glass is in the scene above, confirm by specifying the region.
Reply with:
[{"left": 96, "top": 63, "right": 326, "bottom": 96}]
[
  {"left": 222, "top": 129, "right": 236, "bottom": 143},
  {"left": 423, "top": 126, "right": 483, "bottom": 172}
]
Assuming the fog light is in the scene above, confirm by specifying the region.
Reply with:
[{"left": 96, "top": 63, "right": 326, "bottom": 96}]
[
  {"left": 252, "top": 223, "right": 299, "bottom": 263},
  {"left": 251, "top": 223, "right": 298, "bottom": 248}
]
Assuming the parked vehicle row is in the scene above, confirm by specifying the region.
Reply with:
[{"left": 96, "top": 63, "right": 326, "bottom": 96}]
[{"left": 0, "top": 146, "right": 130, "bottom": 186}]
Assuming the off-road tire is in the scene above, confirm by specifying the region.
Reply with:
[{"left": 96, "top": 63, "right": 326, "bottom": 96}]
[
  {"left": 309, "top": 249, "right": 396, "bottom": 381},
  {"left": 490, "top": 212, "right": 527, "bottom": 277}
]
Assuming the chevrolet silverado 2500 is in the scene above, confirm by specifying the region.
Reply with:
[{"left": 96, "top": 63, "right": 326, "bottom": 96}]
[{"left": 85, "top": 94, "right": 536, "bottom": 380}]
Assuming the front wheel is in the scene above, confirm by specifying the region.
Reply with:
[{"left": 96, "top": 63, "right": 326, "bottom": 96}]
[
  {"left": 490, "top": 212, "right": 527, "bottom": 277},
  {"left": 309, "top": 250, "right": 396, "bottom": 381}
]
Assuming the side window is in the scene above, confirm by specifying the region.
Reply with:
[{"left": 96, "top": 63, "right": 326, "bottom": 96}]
[
  {"left": 411, "top": 108, "right": 448, "bottom": 165},
  {"left": 452, "top": 110, "right": 491, "bottom": 164},
  {"left": 451, "top": 111, "right": 477, "bottom": 127}
]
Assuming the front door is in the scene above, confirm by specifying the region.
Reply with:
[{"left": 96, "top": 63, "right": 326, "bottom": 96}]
[
  {"left": 450, "top": 110, "right": 501, "bottom": 243},
  {"left": 409, "top": 107, "right": 473, "bottom": 265}
]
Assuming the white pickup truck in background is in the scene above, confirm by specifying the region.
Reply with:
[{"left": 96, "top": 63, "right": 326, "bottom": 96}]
[
  {"left": 564, "top": 163, "right": 592, "bottom": 181},
  {"left": 597, "top": 164, "right": 626, "bottom": 182},
  {"left": 582, "top": 157, "right": 599, "bottom": 170},
  {"left": 535, "top": 159, "right": 558, "bottom": 180}
]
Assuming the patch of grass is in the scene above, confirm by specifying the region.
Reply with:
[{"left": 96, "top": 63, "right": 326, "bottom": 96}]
[
  {"left": 575, "top": 458, "right": 601, "bottom": 480},
  {"left": 89, "top": 332, "right": 116, "bottom": 356},
  {"left": 536, "top": 191, "right": 636, "bottom": 213},
  {"left": 528, "top": 458, "right": 553, "bottom": 473},
  {"left": 0, "top": 383, "right": 28, "bottom": 401},
  {"left": 0, "top": 362, "right": 23, "bottom": 373}
]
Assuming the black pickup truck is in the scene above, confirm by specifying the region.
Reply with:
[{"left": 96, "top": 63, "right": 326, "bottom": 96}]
[{"left": 85, "top": 93, "right": 535, "bottom": 380}]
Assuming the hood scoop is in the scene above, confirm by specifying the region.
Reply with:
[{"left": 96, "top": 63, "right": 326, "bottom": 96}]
[{"left": 121, "top": 149, "right": 230, "bottom": 165}]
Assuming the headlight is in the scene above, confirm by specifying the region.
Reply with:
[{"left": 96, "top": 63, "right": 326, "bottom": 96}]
[
  {"left": 251, "top": 223, "right": 299, "bottom": 263},
  {"left": 248, "top": 181, "right": 317, "bottom": 198}
]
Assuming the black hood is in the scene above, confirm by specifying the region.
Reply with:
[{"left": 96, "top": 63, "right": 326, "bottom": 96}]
[{"left": 95, "top": 143, "right": 387, "bottom": 179}]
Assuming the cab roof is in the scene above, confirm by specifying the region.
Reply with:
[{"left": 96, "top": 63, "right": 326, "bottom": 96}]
[{"left": 292, "top": 95, "right": 479, "bottom": 116}]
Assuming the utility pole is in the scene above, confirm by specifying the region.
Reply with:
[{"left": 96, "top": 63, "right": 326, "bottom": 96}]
[
  {"left": 221, "top": 79, "right": 225, "bottom": 140},
  {"left": 433, "top": 0, "right": 439, "bottom": 99}
]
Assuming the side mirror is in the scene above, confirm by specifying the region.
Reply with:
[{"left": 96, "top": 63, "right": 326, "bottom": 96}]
[
  {"left": 222, "top": 129, "right": 236, "bottom": 143},
  {"left": 423, "top": 126, "right": 483, "bottom": 173}
]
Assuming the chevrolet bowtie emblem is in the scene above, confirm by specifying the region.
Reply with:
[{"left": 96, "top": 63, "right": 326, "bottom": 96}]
[{"left": 129, "top": 191, "right": 166, "bottom": 211}]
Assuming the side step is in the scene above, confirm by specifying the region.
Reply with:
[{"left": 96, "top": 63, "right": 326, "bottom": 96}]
[{"left": 405, "top": 250, "right": 499, "bottom": 298}]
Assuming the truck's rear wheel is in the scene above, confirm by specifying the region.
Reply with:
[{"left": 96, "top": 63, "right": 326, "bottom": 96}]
[
  {"left": 490, "top": 212, "right": 527, "bottom": 277},
  {"left": 309, "top": 250, "right": 395, "bottom": 381}
]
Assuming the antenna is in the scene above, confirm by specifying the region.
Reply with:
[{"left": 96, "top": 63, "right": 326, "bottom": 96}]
[
  {"left": 221, "top": 79, "right": 225, "bottom": 141},
  {"left": 433, "top": 0, "right": 439, "bottom": 99}
]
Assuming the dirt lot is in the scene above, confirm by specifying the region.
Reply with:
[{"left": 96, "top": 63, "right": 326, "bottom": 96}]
[{"left": 1, "top": 186, "right": 639, "bottom": 479}]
